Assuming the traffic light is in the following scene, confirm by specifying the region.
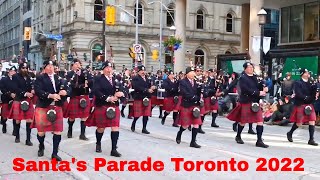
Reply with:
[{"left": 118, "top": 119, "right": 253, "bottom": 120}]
[
  {"left": 24, "top": 27, "right": 31, "bottom": 41},
  {"left": 106, "top": 6, "right": 116, "bottom": 26},
  {"left": 61, "top": 53, "right": 66, "bottom": 61},
  {"left": 83, "top": 53, "right": 87, "bottom": 61},
  {"left": 152, "top": 50, "right": 159, "bottom": 60},
  {"left": 129, "top": 47, "right": 135, "bottom": 59}
]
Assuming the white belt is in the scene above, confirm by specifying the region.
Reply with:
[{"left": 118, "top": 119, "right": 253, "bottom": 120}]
[{"left": 50, "top": 102, "right": 55, "bottom": 105}]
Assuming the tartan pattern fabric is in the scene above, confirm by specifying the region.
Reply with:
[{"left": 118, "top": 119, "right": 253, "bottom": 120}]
[
  {"left": 177, "top": 106, "right": 202, "bottom": 126},
  {"left": 128, "top": 104, "right": 134, "bottom": 117},
  {"left": 8, "top": 99, "right": 34, "bottom": 120},
  {"left": 290, "top": 104, "right": 316, "bottom": 123},
  {"left": 32, "top": 95, "right": 38, "bottom": 105},
  {"left": 32, "top": 106, "right": 63, "bottom": 132},
  {"left": 64, "top": 95, "right": 91, "bottom": 119},
  {"left": 200, "top": 102, "right": 207, "bottom": 116},
  {"left": 227, "top": 103, "right": 263, "bottom": 123},
  {"left": 163, "top": 97, "right": 175, "bottom": 112},
  {"left": 204, "top": 97, "right": 219, "bottom": 111},
  {"left": 62, "top": 101, "right": 69, "bottom": 118},
  {"left": 1, "top": 103, "right": 11, "bottom": 118},
  {"left": 85, "top": 105, "right": 120, "bottom": 128},
  {"left": 151, "top": 96, "right": 163, "bottom": 106},
  {"left": 133, "top": 100, "right": 152, "bottom": 117}
]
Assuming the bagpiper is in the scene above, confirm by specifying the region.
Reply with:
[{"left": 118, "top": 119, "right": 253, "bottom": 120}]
[
  {"left": 161, "top": 70, "right": 179, "bottom": 127},
  {"left": 150, "top": 70, "right": 164, "bottom": 118},
  {"left": 0, "top": 66, "right": 17, "bottom": 134},
  {"left": 287, "top": 68, "right": 318, "bottom": 146},
  {"left": 86, "top": 61, "right": 124, "bottom": 157},
  {"left": 176, "top": 67, "right": 203, "bottom": 148},
  {"left": 227, "top": 62, "right": 269, "bottom": 148},
  {"left": 131, "top": 65, "right": 156, "bottom": 134},
  {"left": 32, "top": 60, "right": 69, "bottom": 161},
  {"left": 8, "top": 62, "right": 35, "bottom": 146},
  {"left": 65, "top": 59, "right": 93, "bottom": 140}
]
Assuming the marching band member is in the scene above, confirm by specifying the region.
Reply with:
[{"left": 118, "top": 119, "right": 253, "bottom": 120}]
[
  {"left": 120, "top": 69, "right": 131, "bottom": 118},
  {"left": 161, "top": 70, "right": 179, "bottom": 127},
  {"left": 33, "top": 60, "right": 69, "bottom": 161},
  {"left": 195, "top": 66, "right": 206, "bottom": 134},
  {"left": 287, "top": 68, "right": 318, "bottom": 146},
  {"left": 85, "top": 61, "right": 124, "bottom": 157},
  {"left": 227, "top": 62, "right": 269, "bottom": 148},
  {"left": 65, "top": 59, "right": 93, "bottom": 140},
  {"left": 176, "top": 67, "right": 202, "bottom": 148},
  {"left": 150, "top": 70, "right": 164, "bottom": 118},
  {"left": 131, "top": 65, "right": 156, "bottom": 134},
  {"left": 8, "top": 62, "right": 35, "bottom": 146},
  {"left": 0, "top": 66, "right": 17, "bottom": 134},
  {"left": 206, "top": 69, "right": 219, "bottom": 128}
]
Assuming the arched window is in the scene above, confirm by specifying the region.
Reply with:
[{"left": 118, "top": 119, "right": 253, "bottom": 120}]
[
  {"left": 194, "top": 49, "right": 205, "bottom": 66},
  {"left": 226, "top": 13, "right": 233, "bottom": 32},
  {"left": 196, "top": 10, "right": 204, "bottom": 29},
  {"left": 225, "top": 50, "right": 232, "bottom": 54},
  {"left": 167, "top": 4, "right": 175, "bottom": 27},
  {"left": 134, "top": 3, "right": 143, "bottom": 25},
  {"left": 94, "top": 0, "right": 103, "bottom": 21}
]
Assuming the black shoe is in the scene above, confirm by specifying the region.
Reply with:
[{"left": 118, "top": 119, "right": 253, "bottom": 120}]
[
  {"left": 142, "top": 129, "right": 150, "bottom": 134},
  {"left": 190, "top": 141, "right": 201, "bottom": 148},
  {"left": 235, "top": 136, "right": 244, "bottom": 144},
  {"left": 188, "top": 126, "right": 191, "bottom": 131},
  {"left": 172, "top": 124, "right": 179, "bottom": 127},
  {"left": 26, "top": 140, "right": 33, "bottom": 146},
  {"left": 96, "top": 144, "right": 102, "bottom": 153},
  {"left": 131, "top": 123, "right": 135, "bottom": 132},
  {"left": 159, "top": 114, "right": 163, "bottom": 119},
  {"left": 79, "top": 134, "right": 89, "bottom": 141},
  {"left": 111, "top": 150, "right": 122, "bottom": 157},
  {"left": 15, "top": 138, "right": 20, "bottom": 143},
  {"left": 161, "top": 117, "right": 165, "bottom": 125},
  {"left": 256, "top": 141, "right": 269, "bottom": 148},
  {"left": 232, "top": 123, "right": 237, "bottom": 132},
  {"left": 287, "top": 132, "right": 293, "bottom": 142},
  {"left": 176, "top": 133, "right": 182, "bottom": 144},
  {"left": 38, "top": 145, "right": 44, "bottom": 157},
  {"left": 121, "top": 111, "right": 125, "bottom": 118},
  {"left": 51, "top": 154, "right": 62, "bottom": 161},
  {"left": 308, "top": 139, "right": 318, "bottom": 146},
  {"left": 198, "top": 128, "right": 205, "bottom": 134},
  {"left": 67, "top": 130, "right": 72, "bottom": 138},
  {"left": 2, "top": 124, "right": 7, "bottom": 133},
  {"left": 127, "top": 116, "right": 133, "bottom": 119},
  {"left": 248, "top": 129, "right": 257, "bottom": 135},
  {"left": 211, "top": 123, "right": 219, "bottom": 128},
  {"left": 12, "top": 131, "right": 16, "bottom": 136}
]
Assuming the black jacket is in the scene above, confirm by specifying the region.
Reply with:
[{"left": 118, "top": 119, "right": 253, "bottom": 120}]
[
  {"left": 0, "top": 76, "right": 17, "bottom": 103},
  {"left": 163, "top": 78, "right": 179, "bottom": 97},
  {"left": 293, "top": 79, "right": 317, "bottom": 106},
  {"left": 132, "top": 75, "right": 152, "bottom": 100},
  {"left": 66, "top": 69, "right": 93, "bottom": 97},
  {"left": 34, "top": 73, "right": 69, "bottom": 108},
  {"left": 93, "top": 75, "right": 120, "bottom": 107},
  {"left": 12, "top": 73, "right": 33, "bottom": 101},
  {"left": 179, "top": 78, "right": 200, "bottom": 108},
  {"left": 238, "top": 73, "right": 261, "bottom": 104}
]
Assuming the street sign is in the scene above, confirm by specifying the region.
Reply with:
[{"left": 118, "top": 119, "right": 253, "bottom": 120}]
[
  {"left": 133, "top": 44, "right": 141, "bottom": 53},
  {"left": 67, "top": 54, "right": 74, "bottom": 61},
  {"left": 46, "top": 34, "right": 63, "bottom": 41},
  {"left": 57, "top": 41, "right": 64, "bottom": 48}
]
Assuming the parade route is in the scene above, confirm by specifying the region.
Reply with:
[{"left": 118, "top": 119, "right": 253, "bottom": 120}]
[{"left": 0, "top": 109, "right": 320, "bottom": 180}]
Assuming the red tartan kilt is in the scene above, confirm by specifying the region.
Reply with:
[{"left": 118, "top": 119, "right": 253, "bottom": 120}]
[
  {"left": 128, "top": 104, "right": 134, "bottom": 117},
  {"left": 204, "top": 97, "right": 219, "bottom": 111},
  {"left": 8, "top": 99, "right": 34, "bottom": 120},
  {"left": 133, "top": 100, "right": 152, "bottom": 117},
  {"left": 32, "top": 96, "right": 38, "bottom": 104},
  {"left": 177, "top": 106, "right": 202, "bottom": 126},
  {"left": 32, "top": 106, "right": 63, "bottom": 132},
  {"left": 163, "top": 97, "right": 176, "bottom": 112},
  {"left": 62, "top": 101, "right": 69, "bottom": 118},
  {"left": 151, "top": 96, "right": 163, "bottom": 106},
  {"left": 91, "top": 97, "right": 96, "bottom": 108},
  {"left": 174, "top": 96, "right": 182, "bottom": 111},
  {"left": 64, "top": 95, "right": 91, "bottom": 119},
  {"left": 200, "top": 104, "right": 207, "bottom": 116},
  {"left": 1, "top": 103, "right": 11, "bottom": 118},
  {"left": 86, "top": 105, "right": 120, "bottom": 128},
  {"left": 290, "top": 104, "right": 316, "bottom": 123},
  {"left": 227, "top": 103, "right": 263, "bottom": 123}
]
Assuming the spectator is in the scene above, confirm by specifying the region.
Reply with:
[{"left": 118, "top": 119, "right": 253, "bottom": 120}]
[
  {"left": 281, "top": 72, "right": 294, "bottom": 97},
  {"left": 265, "top": 97, "right": 293, "bottom": 126},
  {"left": 264, "top": 73, "right": 273, "bottom": 100}
]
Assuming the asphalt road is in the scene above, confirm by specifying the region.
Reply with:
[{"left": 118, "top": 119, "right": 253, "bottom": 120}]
[{"left": 0, "top": 108, "right": 320, "bottom": 180}]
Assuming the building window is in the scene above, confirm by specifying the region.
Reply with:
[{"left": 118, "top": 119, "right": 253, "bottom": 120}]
[
  {"left": 281, "top": 7, "right": 289, "bottom": 43},
  {"left": 226, "top": 13, "right": 233, "bottom": 32},
  {"left": 167, "top": 4, "right": 175, "bottom": 27},
  {"left": 289, "top": 5, "right": 304, "bottom": 42},
  {"left": 94, "top": 0, "right": 103, "bottom": 21},
  {"left": 134, "top": 3, "right": 143, "bottom": 25},
  {"left": 304, "top": 2, "right": 319, "bottom": 41},
  {"left": 194, "top": 49, "right": 205, "bottom": 66},
  {"left": 196, "top": 10, "right": 204, "bottom": 29}
]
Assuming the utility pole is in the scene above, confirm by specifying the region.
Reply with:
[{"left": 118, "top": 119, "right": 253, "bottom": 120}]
[
  {"left": 102, "top": 0, "right": 107, "bottom": 63},
  {"left": 57, "top": 13, "right": 62, "bottom": 67},
  {"left": 135, "top": 0, "right": 139, "bottom": 67},
  {"left": 159, "top": 0, "right": 163, "bottom": 71}
]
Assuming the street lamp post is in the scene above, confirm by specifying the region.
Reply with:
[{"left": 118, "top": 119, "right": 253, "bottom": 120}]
[{"left": 258, "top": 9, "right": 267, "bottom": 67}]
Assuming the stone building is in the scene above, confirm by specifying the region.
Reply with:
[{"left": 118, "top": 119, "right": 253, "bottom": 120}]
[{"left": 29, "top": 0, "right": 241, "bottom": 71}]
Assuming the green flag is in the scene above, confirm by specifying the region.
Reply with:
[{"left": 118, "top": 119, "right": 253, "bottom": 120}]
[{"left": 282, "top": 56, "right": 318, "bottom": 80}]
